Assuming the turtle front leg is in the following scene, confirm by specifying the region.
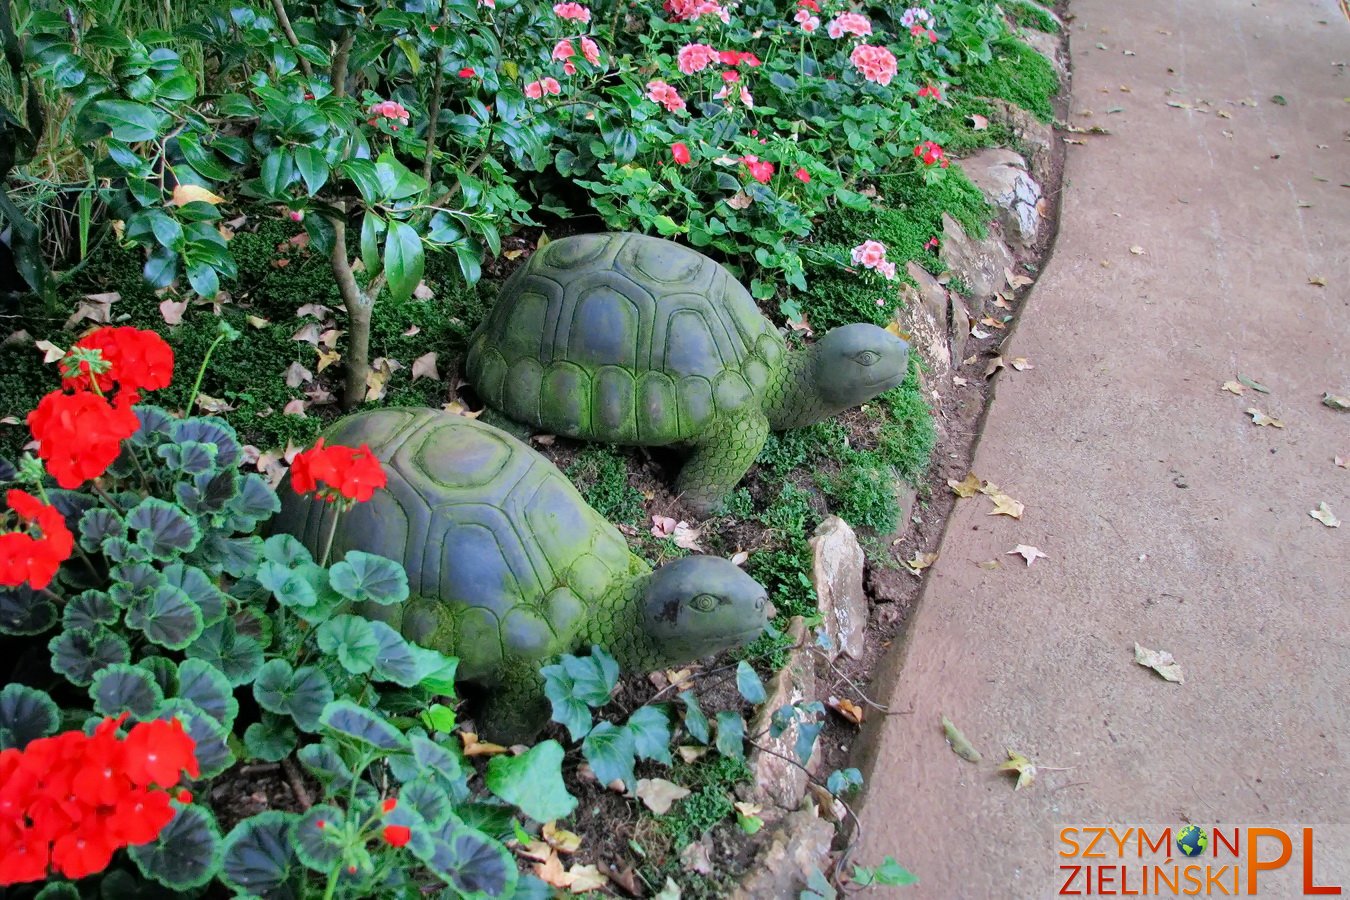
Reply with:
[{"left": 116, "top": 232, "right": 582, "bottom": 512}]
[
  {"left": 477, "top": 660, "right": 550, "bottom": 745},
  {"left": 675, "top": 411, "right": 770, "bottom": 517}
]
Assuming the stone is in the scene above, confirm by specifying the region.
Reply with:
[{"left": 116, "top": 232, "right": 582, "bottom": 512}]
[
  {"left": 730, "top": 805, "right": 836, "bottom": 900},
  {"left": 985, "top": 98, "right": 1055, "bottom": 183},
  {"left": 895, "top": 263, "right": 951, "bottom": 381},
  {"left": 886, "top": 480, "right": 920, "bottom": 546},
  {"left": 939, "top": 213, "right": 1015, "bottom": 310},
  {"left": 957, "top": 149, "right": 1044, "bottom": 248},
  {"left": 809, "top": 517, "right": 868, "bottom": 661},
  {"left": 748, "top": 617, "right": 819, "bottom": 810},
  {"left": 949, "top": 292, "right": 973, "bottom": 365}
]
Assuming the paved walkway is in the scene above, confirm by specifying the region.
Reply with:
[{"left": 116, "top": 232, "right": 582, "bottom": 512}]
[{"left": 854, "top": 1, "right": 1349, "bottom": 895}]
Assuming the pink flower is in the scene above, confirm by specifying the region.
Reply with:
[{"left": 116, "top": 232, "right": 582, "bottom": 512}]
[
  {"left": 924, "top": 236, "right": 940, "bottom": 251},
  {"left": 877, "top": 260, "right": 897, "bottom": 280},
  {"left": 368, "top": 99, "right": 411, "bottom": 125},
  {"left": 914, "top": 140, "right": 949, "bottom": 167},
  {"left": 851, "top": 240, "right": 887, "bottom": 269},
  {"left": 479, "top": 0, "right": 495, "bottom": 7},
  {"left": 826, "top": 12, "right": 872, "bottom": 39},
  {"left": 917, "top": 84, "right": 942, "bottom": 100},
  {"left": 664, "top": 0, "right": 730, "bottom": 22},
  {"left": 288, "top": 210, "right": 304, "bottom": 222},
  {"left": 794, "top": 167, "right": 811, "bottom": 183},
  {"left": 524, "top": 77, "right": 562, "bottom": 99},
  {"left": 646, "top": 80, "right": 687, "bottom": 113},
  {"left": 553, "top": 2, "right": 591, "bottom": 22},
  {"left": 563, "top": 61, "right": 577, "bottom": 75},
  {"left": 849, "top": 44, "right": 898, "bottom": 86},
  {"left": 671, "top": 142, "right": 692, "bottom": 165},
  {"left": 580, "top": 36, "right": 601, "bottom": 65},
  {"left": 714, "top": 84, "right": 755, "bottom": 107},
  {"left": 797, "top": 13, "right": 820, "bottom": 32},
  {"left": 552, "top": 39, "right": 575, "bottom": 61},
  {"left": 722, "top": 70, "right": 740, "bottom": 83},
  {"left": 899, "top": 6, "right": 931, "bottom": 27},
  {"left": 677, "top": 43, "right": 719, "bottom": 75},
  {"left": 741, "top": 155, "right": 774, "bottom": 184}
]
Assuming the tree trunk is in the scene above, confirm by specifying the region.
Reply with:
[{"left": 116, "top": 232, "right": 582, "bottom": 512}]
[{"left": 327, "top": 215, "right": 373, "bottom": 410}]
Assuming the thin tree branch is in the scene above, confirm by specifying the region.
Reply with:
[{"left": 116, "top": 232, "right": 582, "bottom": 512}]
[
  {"left": 330, "top": 32, "right": 356, "bottom": 98},
  {"left": 269, "top": 0, "right": 314, "bottom": 78},
  {"left": 421, "top": 7, "right": 452, "bottom": 185}
]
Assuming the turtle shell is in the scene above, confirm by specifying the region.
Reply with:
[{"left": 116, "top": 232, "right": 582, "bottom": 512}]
[
  {"left": 466, "top": 233, "right": 786, "bottom": 444},
  {"left": 272, "top": 408, "right": 636, "bottom": 682}
]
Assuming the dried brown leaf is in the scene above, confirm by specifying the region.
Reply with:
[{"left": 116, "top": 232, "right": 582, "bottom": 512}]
[
  {"left": 1309, "top": 502, "right": 1340, "bottom": 528},
  {"left": 635, "top": 778, "right": 691, "bottom": 815},
  {"left": 996, "top": 749, "right": 1037, "bottom": 790},
  {"left": 1007, "top": 544, "right": 1048, "bottom": 566},
  {"left": 411, "top": 352, "right": 440, "bottom": 382}
]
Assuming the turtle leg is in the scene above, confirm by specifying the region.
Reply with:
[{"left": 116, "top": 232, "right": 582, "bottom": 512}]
[
  {"left": 476, "top": 407, "right": 535, "bottom": 443},
  {"left": 675, "top": 411, "right": 770, "bottom": 517},
  {"left": 476, "top": 660, "right": 550, "bottom": 745}
]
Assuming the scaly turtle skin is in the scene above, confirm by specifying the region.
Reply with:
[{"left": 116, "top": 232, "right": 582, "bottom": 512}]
[
  {"left": 273, "top": 407, "right": 770, "bottom": 742},
  {"left": 465, "top": 232, "right": 911, "bottom": 514}
]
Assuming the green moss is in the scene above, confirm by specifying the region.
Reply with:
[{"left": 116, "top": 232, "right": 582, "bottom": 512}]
[
  {"left": 565, "top": 447, "right": 647, "bottom": 525},
  {"left": 1005, "top": 0, "right": 1059, "bottom": 33},
  {"left": 820, "top": 458, "right": 900, "bottom": 534},
  {"left": 756, "top": 420, "right": 848, "bottom": 476},
  {"left": 958, "top": 36, "right": 1059, "bottom": 122},
  {"left": 928, "top": 95, "right": 1016, "bottom": 155},
  {"left": 656, "top": 754, "right": 751, "bottom": 849}
]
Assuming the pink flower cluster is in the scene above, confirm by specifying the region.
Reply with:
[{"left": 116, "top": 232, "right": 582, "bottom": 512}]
[
  {"left": 794, "top": 0, "right": 820, "bottom": 32},
  {"left": 553, "top": 36, "right": 600, "bottom": 74},
  {"left": 664, "top": 0, "right": 731, "bottom": 23},
  {"left": 647, "top": 80, "right": 686, "bottom": 112},
  {"left": 677, "top": 43, "right": 720, "bottom": 75},
  {"left": 525, "top": 77, "right": 562, "bottom": 99},
  {"left": 849, "top": 44, "right": 898, "bottom": 86},
  {"left": 851, "top": 240, "right": 898, "bottom": 280},
  {"left": 553, "top": 2, "right": 590, "bottom": 22},
  {"left": 910, "top": 23, "right": 938, "bottom": 42},
  {"left": 899, "top": 6, "right": 932, "bottom": 27},
  {"left": 367, "top": 99, "right": 410, "bottom": 127},
  {"left": 917, "top": 84, "right": 943, "bottom": 100},
  {"left": 826, "top": 13, "right": 872, "bottom": 39},
  {"left": 741, "top": 155, "right": 774, "bottom": 184}
]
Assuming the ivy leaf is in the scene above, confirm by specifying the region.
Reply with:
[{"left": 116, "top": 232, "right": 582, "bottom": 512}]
[
  {"left": 129, "top": 803, "right": 222, "bottom": 890},
  {"left": 315, "top": 614, "right": 379, "bottom": 674},
  {"left": 125, "top": 584, "right": 204, "bottom": 650},
  {"left": 127, "top": 497, "right": 202, "bottom": 559},
  {"left": 735, "top": 661, "right": 766, "bottom": 705},
  {"left": 851, "top": 857, "right": 919, "bottom": 887},
  {"left": 714, "top": 711, "right": 746, "bottom": 761},
  {"left": 50, "top": 628, "right": 131, "bottom": 687},
  {"left": 678, "top": 690, "right": 710, "bottom": 744},
  {"left": 485, "top": 740, "right": 578, "bottom": 823},
  {"left": 91, "top": 663, "right": 164, "bottom": 718},
  {"left": 626, "top": 705, "right": 673, "bottom": 766},
  {"left": 541, "top": 665, "right": 593, "bottom": 743},
  {"left": 244, "top": 713, "right": 299, "bottom": 762},
  {"left": 0, "top": 684, "right": 60, "bottom": 750},
  {"left": 329, "top": 551, "right": 409, "bottom": 606},
  {"left": 175, "top": 658, "right": 238, "bottom": 729},
  {"left": 219, "top": 811, "right": 299, "bottom": 898},
  {"left": 319, "top": 699, "right": 408, "bottom": 750},
  {"left": 581, "top": 721, "right": 636, "bottom": 790}
]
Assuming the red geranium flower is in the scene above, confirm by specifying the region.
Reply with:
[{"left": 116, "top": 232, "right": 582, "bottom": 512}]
[
  {"left": 60, "top": 327, "right": 174, "bottom": 400},
  {"left": 290, "top": 439, "right": 388, "bottom": 504},
  {"left": 0, "top": 489, "right": 74, "bottom": 590},
  {"left": 794, "top": 167, "right": 811, "bottom": 184},
  {"left": 459, "top": 67, "right": 476, "bottom": 77},
  {"left": 382, "top": 825, "right": 412, "bottom": 847},
  {"left": 26, "top": 389, "right": 140, "bottom": 489},
  {"left": 741, "top": 155, "right": 775, "bottom": 184},
  {"left": 670, "top": 142, "right": 692, "bottom": 165},
  {"left": 121, "top": 718, "right": 200, "bottom": 787}
]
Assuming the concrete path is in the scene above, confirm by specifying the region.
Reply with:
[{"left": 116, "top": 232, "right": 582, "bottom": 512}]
[{"left": 854, "top": 1, "right": 1349, "bottom": 896}]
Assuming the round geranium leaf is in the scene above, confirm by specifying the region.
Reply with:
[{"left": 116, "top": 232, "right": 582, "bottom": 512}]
[
  {"left": 329, "top": 551, "right": 408, "bottom": 606},
  {"left": 191, "top": 532, "right": 262, "bottom": 578},
  {"left": 315, "top": 614, "right": 378, "bottom": 675},
  {"left": 157, "top": 440, "right": 218, "bottom": 476},
  {"left": 0, "top": 683, "right": 60, "bottom": 750},
  {"left": 319, "top": 699, "right": 407, "bottom": 750},
  {"left": 0, "top": 587, "right": 57, "bottom": 636},
  {"left": 129, "top": 802, "right": 221, "bottom": 890},
  {"left": 33, "top": 882, "right": 80, "bottom": 899},
  {"left": 415, "top": 822, "right": 517, "bottom": 899},
  {"left": 252, "top": 659, "right": 294, "bottom": 716},
  {"left": 257, "top": 560, "right": 317, "bottom": 609},
  {"left": 91, "top": 663, "right": 164, "bottom": 718},
  {"left": 126, "top": 584, "right": 203, "bottom": 650},
  {"left": 220, "top": 810, "right": 299, "bottom": 898},
  {"left": 111, "top": 560, "right": 164, "bottom": 598},
  {"left": 128, "top": 498, "right": 202, "bottom": 559},
  {"left": 78, "top": 507, "right": 125, "bottom": 553},
  {"left": 186, "top": 620, "right": 263, "bottom": 686},
  {"left": 399, "top": 775, "right": 452, "bottom": 829},
  {"left": 139, "top": 656, "right": 179, "bottom": 697},
  {"left": 170, "top": 417, "right": 242, "bottom": 469},
  {"left": 50, "top": 627, "right": 130, "bottom": 687},
  {"left": 176, "top": 658, "right": 238, "bottom": 729},
  {"left": 293, "top": 804, "right": 346, "bottom": 872},
  {"left": 128, "top": 405, "right": 175, "bottom": 450},
  {"left": 255, "top": 661, "right": 333, "bottom": 734},
  {"left": 174, "top": 469, "right": 237, "bottom": 516},
  {"left": 411, "top": 733, "right": 464, "bottom": 783},
  {"left": 161, "top": 563, "right": 228, "bottom": 626},
  {"left": 244, "top": 714, "right": 298, "bottom": 762},
  {"left": 102, "top": 536, "right": 151, "bottom": 564},
  {"left": 224, "top": 473, "right": 280, "bottom": 530},
  {"left": 296, "top": 742, "right": 354, "bottom": 788},
  {"left": 486, "top": 740, "right": 577, "bottom": 824},
  {"left": 156, "top": 698, "right": 234, "bottom": 778},
  {"left": 262, "top": 533, "right": 312, "bottom": 568},
  {"left": 63, "top": 589, "right": 119, "bottom": 632}
]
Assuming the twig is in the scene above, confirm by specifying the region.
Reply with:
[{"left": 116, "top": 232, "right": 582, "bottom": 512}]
[
  {"left": 420, "top": 7, "right": 451, "bottom": 185},
  {"left": 428, "top": 148, "right": 492, "bottom": 208},
  {"left": 808, "top": 646, "right": 897, "bottom": 714},
  {"left": 269, "top": 0, "right": 314, "bottom": 79},
  {"left": 281, "top": 756, "right": 313, "bottom": 809}
]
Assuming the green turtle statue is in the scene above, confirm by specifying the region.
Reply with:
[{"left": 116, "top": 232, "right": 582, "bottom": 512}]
[
  {"left": 273, "top": 407, "right": 770, "bottom": 742},
  {"left": 465, "top": 232, "right": 911, "bottom": 515}
]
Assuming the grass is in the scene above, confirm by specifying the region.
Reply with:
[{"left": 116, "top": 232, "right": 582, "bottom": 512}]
[
  {"left": 957, "top": 36, "right": 1059, "bottom": 122},
  {"left": 565, "top": 447, "right": 648, "bottom": 526},
  {"left": 1004, "top": 0, "right": 1060, "bottom": 33}
]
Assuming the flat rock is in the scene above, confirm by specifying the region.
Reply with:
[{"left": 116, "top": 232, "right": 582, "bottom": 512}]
[
  {"left": 939, "top": 213, "right": 1014, "bottom": 310},
  {"left": 810, "top": 517, "right": 867, "bottom": 661},
  {"left": 730, "top": 805, "right": 835, "bottom": 900},
  {"left": 957, "top": 149, "right": 1044, "bottom": 248},
  {"left": 896, "top": 264, "right": 951, "bottom": 381},
  {"left": 747, "top": 617, "right": 819, "bottom": 810},
  {"left": 949, "top": 291, "right": 972, "bottom": 365},
  {"left": 985, "top": 98, "right": 1055, "bottom": 183}
]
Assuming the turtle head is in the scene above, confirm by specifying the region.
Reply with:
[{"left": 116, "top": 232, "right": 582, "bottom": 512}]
[
  {"left": 640, "top": 556, "right": 771, "bottom": 666},
  {"left": 812, "top": 323, "right": 910, "bottom": 408}
]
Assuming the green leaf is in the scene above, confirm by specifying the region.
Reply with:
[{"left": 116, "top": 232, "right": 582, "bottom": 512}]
[
  {"left": 258, "top": 559, "right": 318, "bottom": 608},
  {"left": 176, "top": 658, "right": 238, "bottom": 729},
  {"left": 679, "top": 690, "right": 710, "bottom": 744},
  {"left": 401, "top": 775, "right": 452, "bottom": 828},
  {"left": 410, "top": 734, "right": 464, "bottom": 783},
  {"left": 91, "top": 663, "right": 163, "bottom": 718},
  {"left": 161, "top": 563, "right": 227, "bottom": 626},
  {"left": 177, "top": 134, "right": 231, "bottom": 180},
  {"left": 360, "top": 211, "right": 385, "bottom": 276},
  {"left": 127, "top": 497, "right": 201, "bottom": 559},
  {"left": 0, "top": 586, "right": 57, "bottom": 636},
  {"left": 78, "top": 508, "right": 125, "bottom": 552},
  {"left": 369, "top": 620, "right": 449, "bottom": 687},
  {"left": 125, "top": 583, "right": 204, "bottom": 650},
  {"left": 383, "top": 219, "right": 424, "bottom": 303},
  {"left": 581, "top": 721, "right": 636, "bottom": 789},
  {"left": 297, "top": 742, "right": 354, "bottom": 788},
  {"left": 0, "top": 684, "right": 59, "bottom": 750},
  {"left": 156, "top": 698, "right": 234, "bottom": 778},
  {"left": 260, "top": 149, "right": 296, "bottom": 196},
  {"left": 341, "top": 158, "right": 382, "bottom": 204},
  {"left": 413, "top": 818, "right": 517, "bottom": 899},
  {"left": 315, "top": 614, "right": 379, "bottom": 674},
  {"left": 219, "top": 811, "right": 299, "bottom": 897},
  {"left": 146, "top": 209, "right": 184, "bottom": 250},
  {"left": 375, "top": 150, "right": 428, "bottom": 200},
  {"left": 293, "top": 804, "right": 346, "bottom": 872},
  {"left": 262, "top": 534, "right": 312, "bottom": 568},
  {"left": 89, "top": 99, "right": 170, "bottom": 142},
  {"left": 851, "top": 857, "right": 919, "bottom": 887},
  {"left": 319, "top": 699, "right": 408, "bottom": 750},
  {"left": 541, "top": 665, "right": 592, "bottom": 742},
  {"left": 456, "top": 244, "right": 482, "bottom": 286},
  {"left": 244, "top": 713, "right": 298, "bottom": 762},
  {"left": 294, "top": 146, "right": 329, "bottom": 194},
  {"left": 186, "top": 260, "right": 219, "bottom": 299},
  {"left": 50, "top": 627, "right": 131, "bottom": 687},
  {"left": 63, "top": 589, "right": 119, "bottom": 631},
  {"left": 715, "top": 711, "right": 746, "bottom": 760},
  {"left": 129, "top": 803, "right": 222, "bottom": 890},
  {"left": 329, "top": 551, "right": 408, "bottom": 606},
  {"left": 486, "top": 740, "right": 577, "bottom": 823},
  {"left": 626, "top": 705, "right": 673, "bottom": 765},
  {"left": 186, "top": 620, "right": 264, "bottom": 686},
  {"left": 736, "top": 661, "right": 766, "bottom": 704},
  {"left": 255, "top": 659, "right": 336, "bottom": 731}
]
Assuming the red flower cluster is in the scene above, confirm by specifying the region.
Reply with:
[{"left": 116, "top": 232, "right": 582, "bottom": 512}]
[
  {"left": 0, "top": 716, "right": 198, "bottom": 885},
  {"left": 718, "top": 50, "right": 761, "bottom": 67},
  {"left": 59, "top": 327, "right": 173, "bottom": 403},
  {"left": 917, "top": 84, "right": 943, "bottom": 100},
  {"left": 0, "top": 490, "right": 74, "bottom": 590},
  {"left": 910, "top": 23, "right": 938, "bottom": 42},
  {"left": 914, "top": 140, "right": 950, "bottom": 167},
  {"left": 290, "top": 439, "right": 388, "bottom": 504},
  {"left": 741, "top": 155, "right": 775, "bottom": 184}
]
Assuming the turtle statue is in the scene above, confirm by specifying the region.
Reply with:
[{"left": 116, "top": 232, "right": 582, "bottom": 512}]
[
  {"left": 273, "top": 407, "right": 770, "bottom": 742},
  {"left": 465, "top": 232, "right": 911, "bottom": 515}
]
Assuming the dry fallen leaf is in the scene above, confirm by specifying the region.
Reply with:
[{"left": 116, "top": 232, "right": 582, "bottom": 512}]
[
  {"left": 1007, "top": 544, "right": 1048, "bottom": 566},
  {"left": 726, "top": 191, "right": 753, "bottom": 210},
  {"left": 948, "top": 473, "right": 982, "bottom": 498},
  {"left": 651, "top": 516, "right": 677, "bottom": 538},
  {"left": 997, "top": 749, "right": 1038, "bottom": 790},
  {"left": 295, "top": 303, "right": 331, "bottom": 319},
  {"left": 170, "top": 184, "right": 225, "bottom": 206},
  {"left": 904, "top": 551, "right": 939, "bottom": 577},
  {"left": 516, "top": 840, "right": 554, "bottom": 863},
  {"left": 1335, "top": 457, "right": 1347, "bottom": 469},
  {"left": 680, "top": 839, "right": 714, "bottom": 875},
  {"left": 194, "top": 393, "right": 235, "bottom": 414},
  {"left": 1004, "top": 267, "right": 1033, "bottom": 289},
  {"left": 1307, "top": 276, "right": 1327, "bottom": 287},
  {"left": 986, "top": 357, "right": 1006, "bottom": 377},
  {"left": 828, "top": 696, "right": 864, "bottom": 725},
  {"left": 34, "top": 340, "right": 66, "bottom": 364},
  {"left": 246, "top": 315, "right": 269, "bottom": 329},
  {"left": 315, "top": 348, "right": 341, "bottom": 374},
  {"left": 1245, "top": 408, "right": 1285, "bottom": 428},
  {"left": 1221, "top": 381, "right": 1246, "bottom": 395},
  {"left": 976, "top": 559, "right": 1001, "bottom": 570},
  {"left": 1237, "top": 374, "right": 1270, "bottom": 394},
  {"left": 952, "top": 375, "right": 969, "bottom": 387},
  {"left": 533, "top": 852, "right": 568, "bottom": 887},
  {"left": 1309, "top": 502, "right": 1340, "bottom": 528},
  {"left": 673, "top": 522, "right": 704, "bottom": 552},
  {"left": 970, "top": 113, "right": 989, "bottom": 130},
  {"left": 442, "top": 400, "right": 482, "bottom": 419},
  {"left": 459, "top": 732, "right": 509, "bottom": 756},
  {"left": 411, "top": 352, "right": 440, "bottom": 383},
  {"left": 292, "top": 322, "right": 322, "bottom": 345},
  {"left": 403, "top": 324, "right": 421, "bottom": 337},
  {"left": 988, "top": 493, "right": 1025, "bottom": 519},
  {"left": 676, "top": 745, "right": 708, "bottom": 764},
  {"left": 654, "top": 877, "right": 682, "bottom": 900},
  {"left": 1322, "top": 393, "right": 1350, "bottom": 411},
  {"left": 1134, "top": 643, "right": 1185, "bottom": 684},
  {"left": 664, "top": 667, "right": 697, "bottom": 691},
  {"left": 413, "top": 281, "right": 435, "bottom": 300},
  {"left": 1010, "top": 357, "right": 1034, "bottom": 371},
  {"left": 979, "top": 315, "right": 1007, "bottom": 330},
  {"left": 284, "top": 361, "right": 314, "bottom": 388},
  {"left": 940, "top": 714, "right": 982, "bottom": 763},
  {"left": 318, "top": 328, "right": 343, "bottom": 350},
  {"left": 635, "top": 778, "right": 691, "bottom": 815},
  {"left": 282, "top": 398, "right": 308, "bottom": 417},
  {"left": 730, "top": 550, "right": 750, "bottom": 567},
  {"left": 1129, "top": 245, "right": 1146, "bottom": 255}
]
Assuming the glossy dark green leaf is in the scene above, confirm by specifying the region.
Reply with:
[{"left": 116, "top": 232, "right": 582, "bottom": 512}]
[
  {"left": 383, "top": 219, "right": 424, "bottom": 303},
  {"left": 679, "top": 690, "right": 710, "bottom": 744},
  {"left": 735, "top": 660, "right": 766, "bottom": 705},
  {"left": 626, "top": 704, "right": 673, "bottom": 765},
  {"left": 89, "top": 99, "right": 170, "bottom": 141},
  {"left": 715, "top": 710, "right": 746, "bottom": 760},
  {"left": 319, "top": 699, "right": 407, "bottom": 750},
  {"left": 129, "top": 803, "right": 221, "bottom": 890},
  {"left": 126, "top": 584, "right": 203, "bottom": 650},
  {"left": 176, "top": 657, "right": 238, "bottom": 728},
  {"left": 582, "top": 721, "right": 636, "bottom": 789},
  {"left": 244, "top": 713, "right": 298, "bottom": 762},
  {"left": 50, "top": 627, "right": 131, "bottom": 687},
  {"left": 91, "top": 663, "right": 163, "bottom": 718},
  {"left": 219, "top": 811, "right": 299, "bottom": 897},
  {"left": 0, "top": 683, "right": 59, "bottom": 750}
]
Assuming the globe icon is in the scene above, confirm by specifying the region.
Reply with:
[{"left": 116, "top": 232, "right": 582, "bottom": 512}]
[{"left": 1177, "top": 825, "right": 1208, "bottom": 858}]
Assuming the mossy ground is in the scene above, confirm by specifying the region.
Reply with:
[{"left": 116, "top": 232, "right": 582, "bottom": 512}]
[
  {"left": 957, "top": 36, "right": 1059, "bottom": 122},
  {"left": 1005, "top": 0, "right": 1059, "bottom": 33}
]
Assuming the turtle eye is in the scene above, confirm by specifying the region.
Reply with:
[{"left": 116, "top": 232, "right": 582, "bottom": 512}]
[
  {"left": 853, "top": 350, "right": 880, "bottom": 366},
  {"left": 690, "top": 593, "right": 719, "bottom": 612}
]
